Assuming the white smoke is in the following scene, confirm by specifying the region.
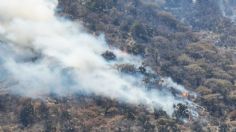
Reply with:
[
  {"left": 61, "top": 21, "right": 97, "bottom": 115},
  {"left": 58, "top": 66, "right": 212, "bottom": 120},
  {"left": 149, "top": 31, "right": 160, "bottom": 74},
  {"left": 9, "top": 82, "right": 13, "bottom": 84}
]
[
  {"left": 192, "top": 0, "right": 197, "bottom": 4},
  {"left": 218, "top": 0, "right": 236, "bottom": 22},
  {"left": 161, "top": 77, "right": 187, "bottom": 93},
  {"left": 0, "top": 0, "right": 195, "bottom": 115}
]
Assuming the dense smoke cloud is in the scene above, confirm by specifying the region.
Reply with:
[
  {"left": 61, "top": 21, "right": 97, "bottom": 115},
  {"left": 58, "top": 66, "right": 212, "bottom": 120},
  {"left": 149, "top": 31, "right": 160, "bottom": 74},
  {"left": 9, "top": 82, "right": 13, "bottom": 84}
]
[{"left": 0, "top": 0, "right": 195, "bottom": 115}]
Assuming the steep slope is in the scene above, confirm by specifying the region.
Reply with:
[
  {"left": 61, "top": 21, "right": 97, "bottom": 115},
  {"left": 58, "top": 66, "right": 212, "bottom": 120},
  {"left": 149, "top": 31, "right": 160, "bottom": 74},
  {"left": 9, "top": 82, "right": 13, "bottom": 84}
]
[
  {"left": 0, "top": 0, "right": 235, "bottom": 131},
  {"left": 57, "top": 0, "right": 236, "bottom": 131}
]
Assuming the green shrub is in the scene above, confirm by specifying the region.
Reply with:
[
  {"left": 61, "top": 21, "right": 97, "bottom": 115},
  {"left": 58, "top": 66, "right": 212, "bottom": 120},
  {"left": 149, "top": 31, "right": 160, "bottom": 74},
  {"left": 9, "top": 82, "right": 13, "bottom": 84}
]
[
  {"left": 86, "top": 0, "right": 117, "bottom": 12},
  {"left": 177, "top": 54, "right": 193, "bottom": 65},
  {"left": 228, "top": 90, "right": 236, "bottom": 102},
  {"left": 196, "top": 86, "right": 213, "bottom": 95},
  {"left": 211, "top": 68, "right": 233, "bottom": 80},
  {"left": 185, "top": 64, "right": 205, "bottom": 73},
  {"left": 186, "top": 43, "right": 217, "bottom": 59},
  {"left": 116, "top": 64, "right": 136, "bottom": 74},
  {"left": 204, "top": 79, "right": 233, "bottom": 94},
  {"left": 131, "top": 22, "right": 149, "bottom": 43}
]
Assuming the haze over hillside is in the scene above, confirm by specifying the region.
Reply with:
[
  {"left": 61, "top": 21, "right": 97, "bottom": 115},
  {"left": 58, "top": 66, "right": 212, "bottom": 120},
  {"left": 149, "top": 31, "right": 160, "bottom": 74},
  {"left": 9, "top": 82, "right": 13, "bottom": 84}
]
[{"left": 0, "top": 0, "right": 235, "bottom": 131}]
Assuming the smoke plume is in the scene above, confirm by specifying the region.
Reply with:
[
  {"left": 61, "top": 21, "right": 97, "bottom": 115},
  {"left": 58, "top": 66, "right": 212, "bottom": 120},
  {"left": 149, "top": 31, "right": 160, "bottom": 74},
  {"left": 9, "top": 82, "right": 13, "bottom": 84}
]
[
  {"left": 218, "top": 0, "right": 236, "bottom": 21},
  {"left": 0, "top": 0, "right": 196, "bottom": 115}
]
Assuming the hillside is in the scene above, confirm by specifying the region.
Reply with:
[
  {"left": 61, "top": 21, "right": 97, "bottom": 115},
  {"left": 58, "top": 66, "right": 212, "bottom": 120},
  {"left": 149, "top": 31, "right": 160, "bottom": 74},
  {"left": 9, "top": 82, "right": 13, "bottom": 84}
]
[{"left": 0, "top": 0, "right": 235, "bottom": 131}]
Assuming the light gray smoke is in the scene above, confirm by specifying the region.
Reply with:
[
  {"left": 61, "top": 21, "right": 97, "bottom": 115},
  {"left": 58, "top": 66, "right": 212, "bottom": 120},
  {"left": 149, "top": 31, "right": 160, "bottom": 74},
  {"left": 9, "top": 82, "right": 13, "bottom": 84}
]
[
  {"left": 218, "top": 0, "right": 236, "bottom": 21},
  {"left": 0, "top": 0, "right": 196, "bottom": 115}
]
